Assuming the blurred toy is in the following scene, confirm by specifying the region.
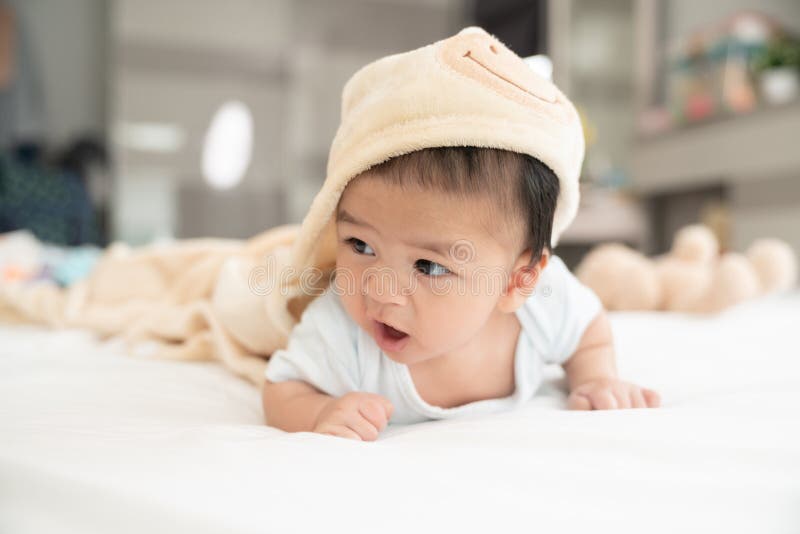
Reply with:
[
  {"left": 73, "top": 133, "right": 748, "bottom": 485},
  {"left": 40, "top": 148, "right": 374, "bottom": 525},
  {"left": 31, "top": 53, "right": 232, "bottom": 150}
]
[
  {"left": 576, "top": 224, "right": 798, "bottom": 313},
  {"left": 0, "top": 230, "right": 42, "bottom": 282},
  {"left": 0, "top": 229, "right": 101, "bottom": 287}
]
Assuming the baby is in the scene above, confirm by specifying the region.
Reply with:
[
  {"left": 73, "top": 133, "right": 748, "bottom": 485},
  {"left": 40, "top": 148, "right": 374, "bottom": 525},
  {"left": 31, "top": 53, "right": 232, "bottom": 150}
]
[{"left": 262, "top": 28, "right": 659, "bottom": 441}]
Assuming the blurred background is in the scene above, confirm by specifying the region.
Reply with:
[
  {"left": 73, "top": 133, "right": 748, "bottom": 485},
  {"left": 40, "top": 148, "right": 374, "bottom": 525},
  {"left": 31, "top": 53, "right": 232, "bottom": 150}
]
[{"left": 1, "top": 0, "right": 799, "bottom": 277}]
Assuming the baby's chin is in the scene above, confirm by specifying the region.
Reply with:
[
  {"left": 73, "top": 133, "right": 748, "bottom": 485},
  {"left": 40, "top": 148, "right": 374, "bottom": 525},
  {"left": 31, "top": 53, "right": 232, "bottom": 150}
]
[{"left": 381, "top": 347, "right": 433, "bottom": 365}]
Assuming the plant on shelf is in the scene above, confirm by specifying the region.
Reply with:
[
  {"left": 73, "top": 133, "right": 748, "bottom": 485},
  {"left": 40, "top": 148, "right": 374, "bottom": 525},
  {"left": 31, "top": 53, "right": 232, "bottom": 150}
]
[{"left": 753, "top": 37, "right": 800, "bottom": 105}]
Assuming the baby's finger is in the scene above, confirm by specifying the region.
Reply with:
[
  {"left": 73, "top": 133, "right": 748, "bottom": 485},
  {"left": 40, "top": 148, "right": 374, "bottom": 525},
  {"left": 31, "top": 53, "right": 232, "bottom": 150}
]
[
  {"left": 382, "top": 398, "right": 394, "bottom": 418},
  {"left": 372, "top": 395, "right": 395, "bottom": 419},
  {"left": 359, "top": 400, "right": 390, "bottom": 431},
  {"left": 630, "top": 388, "right": 647, "bottom": 409},
  {"left": 613, "top": 386, "right": 631, "bottom": 409},
  {"left": 567, "top": 393, "right": 592, "bottom": 411},
  {"left": 321, "top": 425, "right": 362, "bottom": 441},
  {"left": 343, "top": 412, "right": 380, "bottom": 441},
  {"left": 642, "top": 388, "right": 661, "bottom": 408},
  {"left": 588, "top": 389, "right": 618, "bottom": 410}
]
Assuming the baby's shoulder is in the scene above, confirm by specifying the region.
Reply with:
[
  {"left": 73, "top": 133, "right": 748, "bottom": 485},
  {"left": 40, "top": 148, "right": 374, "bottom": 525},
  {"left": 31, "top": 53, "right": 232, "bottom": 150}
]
[
  {"left": 519, "top": 255, "right": 571, "bottom": 311},
  {"left": 538, "top": 254, "right": 571, "bottom": 287},
  {"left": 266, "top": 286, "right": 365, "bottom": 393},
  {"left": 295, "top": 285, "right": 361, "bottom": 353},
  {"left": 516, "top": 255, "right": 587, "bottom": 335},
  {"left": 298, "top": 285, "right": 352, "bottom": 325}
]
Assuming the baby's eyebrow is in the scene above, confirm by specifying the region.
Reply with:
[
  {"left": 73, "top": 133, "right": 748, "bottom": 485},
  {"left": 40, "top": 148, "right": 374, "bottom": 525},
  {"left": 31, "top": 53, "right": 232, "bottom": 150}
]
[{"left": 336, "top": 208, "right": 373, "bottom": 230}]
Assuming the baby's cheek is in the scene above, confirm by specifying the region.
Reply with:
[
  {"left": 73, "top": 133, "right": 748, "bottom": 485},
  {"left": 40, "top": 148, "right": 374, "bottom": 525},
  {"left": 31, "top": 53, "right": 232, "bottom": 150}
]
[
  {"left": 332, "top": 259, "right": 362, "bottom": 295},
  {"left": 423, "top": 296, "right": 473, "bottom": 338},
  {"left": 336, "top": 289, "right": 366, "bottom": 328},
  {"left": 471, "top": 268, "right": 511, "bottom": 298}
]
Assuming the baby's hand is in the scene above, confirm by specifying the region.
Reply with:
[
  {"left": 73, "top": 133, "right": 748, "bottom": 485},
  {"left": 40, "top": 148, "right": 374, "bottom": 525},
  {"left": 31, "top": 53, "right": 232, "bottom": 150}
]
[
  {"left": 313, "top": 392, "right": 394, "bottom": 441},
  {"left": 567, "top": 378, "right": 660, "bottom": 410}
]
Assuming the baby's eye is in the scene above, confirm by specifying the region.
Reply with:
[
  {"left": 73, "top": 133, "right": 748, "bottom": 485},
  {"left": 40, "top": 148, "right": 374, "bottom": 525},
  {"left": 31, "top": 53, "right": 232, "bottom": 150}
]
[
  {"left": 415, "top": 259, "right": 451, "bottom": 277},
  {"left": 345, "top": 237, "right": 375, "bottom": 256}
]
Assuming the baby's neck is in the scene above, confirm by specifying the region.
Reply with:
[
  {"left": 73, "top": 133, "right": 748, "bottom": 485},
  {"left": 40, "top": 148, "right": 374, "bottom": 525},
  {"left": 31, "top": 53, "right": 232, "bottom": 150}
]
[{"left": 406, "top": 309, "right": 521, "bottom": 408}]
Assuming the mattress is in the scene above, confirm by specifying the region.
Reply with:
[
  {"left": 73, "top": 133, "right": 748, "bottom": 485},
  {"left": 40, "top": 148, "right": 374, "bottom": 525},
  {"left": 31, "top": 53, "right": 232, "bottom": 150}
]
[{"left": 1, "top": 293, "right": 799, "bottom": 534}]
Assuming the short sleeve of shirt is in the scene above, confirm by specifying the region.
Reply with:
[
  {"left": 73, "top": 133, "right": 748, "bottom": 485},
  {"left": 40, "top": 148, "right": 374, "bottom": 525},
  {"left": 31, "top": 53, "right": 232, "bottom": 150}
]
[
  {"left": 264, "top": 288, "right": 362, "bottom": 397},
  {"left": 516, "top": 255, "right": 603, "bottom": 366}
]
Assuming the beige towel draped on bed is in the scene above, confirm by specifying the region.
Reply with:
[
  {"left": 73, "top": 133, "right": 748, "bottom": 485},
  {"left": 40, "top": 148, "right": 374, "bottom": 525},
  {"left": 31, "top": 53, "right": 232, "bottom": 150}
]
[{"left": 0, "top": 224, "right": 330, "bottom": 385}]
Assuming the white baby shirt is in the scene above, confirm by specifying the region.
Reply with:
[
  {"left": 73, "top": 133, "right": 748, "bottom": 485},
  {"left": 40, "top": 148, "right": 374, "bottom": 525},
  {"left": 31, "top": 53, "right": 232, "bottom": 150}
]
[{"left": 264, "top": 255, "right": 602, "bottom": 424}]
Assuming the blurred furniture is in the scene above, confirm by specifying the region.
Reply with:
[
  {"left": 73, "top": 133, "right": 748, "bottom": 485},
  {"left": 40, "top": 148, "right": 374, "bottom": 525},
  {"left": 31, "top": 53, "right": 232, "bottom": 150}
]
[
  {"left": 471, "top": 0, "right": 547, "bottom": 56},
  {"left": 631, "top": 0, "right": 800, "bottom": 254},
  {"left": 177, "top": 184, "right": 287, "bottom": 240},
  {"left": 0, "top": 146, "right": 102, "bottom": 246},
  {"left": 556, "top": 186, "right": 649, "bottom": 268},
  {"left": 632, "top": 100, "right": 800, "bottom": 192},
  {"left": 632, "top": 2, "right": 800, "bottom": 188},
  {"left": 547, "top": 0, "right": 642, "bottom": 264},
  {"left": 559, "top": 190, "right": 648, "bottom": 248}
]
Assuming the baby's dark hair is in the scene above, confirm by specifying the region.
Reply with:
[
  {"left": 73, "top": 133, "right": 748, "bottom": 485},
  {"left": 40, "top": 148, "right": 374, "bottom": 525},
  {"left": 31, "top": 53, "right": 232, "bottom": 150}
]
[{"left": 362, "top": 147, "right": 560, "bottom": 267}]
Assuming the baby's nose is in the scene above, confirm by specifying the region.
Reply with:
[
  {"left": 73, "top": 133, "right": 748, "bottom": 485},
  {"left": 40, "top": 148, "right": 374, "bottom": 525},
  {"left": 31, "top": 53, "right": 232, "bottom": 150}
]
[{"left": 363, "top": 266, "right": 410, "bottom": 305}]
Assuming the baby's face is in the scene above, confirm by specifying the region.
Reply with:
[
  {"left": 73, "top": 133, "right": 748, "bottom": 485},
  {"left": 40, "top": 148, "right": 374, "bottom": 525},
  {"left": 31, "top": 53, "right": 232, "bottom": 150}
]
[{"left": 334, "top": 176, "right": 523, "bottom": 365}]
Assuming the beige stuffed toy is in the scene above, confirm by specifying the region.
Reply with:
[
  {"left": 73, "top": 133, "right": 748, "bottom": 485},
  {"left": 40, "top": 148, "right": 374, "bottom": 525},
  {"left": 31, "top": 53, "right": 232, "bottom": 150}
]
[{"left": 575, "top": 224, "right": 798, "bottom": 313}]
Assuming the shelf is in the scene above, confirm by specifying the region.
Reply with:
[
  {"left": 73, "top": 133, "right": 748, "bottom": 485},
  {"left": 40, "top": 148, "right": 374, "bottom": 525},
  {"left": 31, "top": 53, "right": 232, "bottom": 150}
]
[
  {"left": 631, "top": 100, "right": 800, "bottom": 194},
  {"left": 558, "top": 188, "right": 648, "bottom": 247}
]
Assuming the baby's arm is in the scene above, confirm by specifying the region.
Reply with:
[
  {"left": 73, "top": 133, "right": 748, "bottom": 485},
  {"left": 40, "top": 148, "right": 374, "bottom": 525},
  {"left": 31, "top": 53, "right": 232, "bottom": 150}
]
[
  {"left": 262, "top": 380, "right": 393, "bottom": 440},
  {"left": 561, "top": 311, "right": 660, "bottom": 410},
  {"left": 262, "top": 380, "right": 335, "bottom": 432}
]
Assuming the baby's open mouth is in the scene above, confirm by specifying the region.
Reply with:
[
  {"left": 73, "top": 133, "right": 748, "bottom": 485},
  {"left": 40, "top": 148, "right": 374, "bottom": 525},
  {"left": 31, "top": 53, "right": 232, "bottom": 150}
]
[
  {"left": 373, "top": 320, "right": 411, "bottom": 352},
  {"left": 381, "top": 322, "right": 408, "bottom": 340}
]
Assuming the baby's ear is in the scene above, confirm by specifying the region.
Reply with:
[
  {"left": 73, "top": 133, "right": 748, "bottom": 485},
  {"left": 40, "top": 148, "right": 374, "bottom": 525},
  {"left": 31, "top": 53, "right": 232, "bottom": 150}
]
[
  {"left": 516, "top": 250, "right": 549, "bottom": 296},
  {"left": 498, "top": 249, "right": 549, "bottom": 313}
]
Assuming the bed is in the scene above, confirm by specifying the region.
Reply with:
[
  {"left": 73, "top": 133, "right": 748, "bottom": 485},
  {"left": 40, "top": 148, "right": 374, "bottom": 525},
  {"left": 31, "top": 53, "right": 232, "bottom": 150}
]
[{"left": 1, "top": 293, "right": 799, "bottom": 533}]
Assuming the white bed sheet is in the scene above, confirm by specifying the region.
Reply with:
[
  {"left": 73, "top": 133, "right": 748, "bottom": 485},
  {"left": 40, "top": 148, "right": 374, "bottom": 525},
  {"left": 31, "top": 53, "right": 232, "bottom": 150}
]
[{"left": 1, "top": 293, "right": 799, "bottom": 534}]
